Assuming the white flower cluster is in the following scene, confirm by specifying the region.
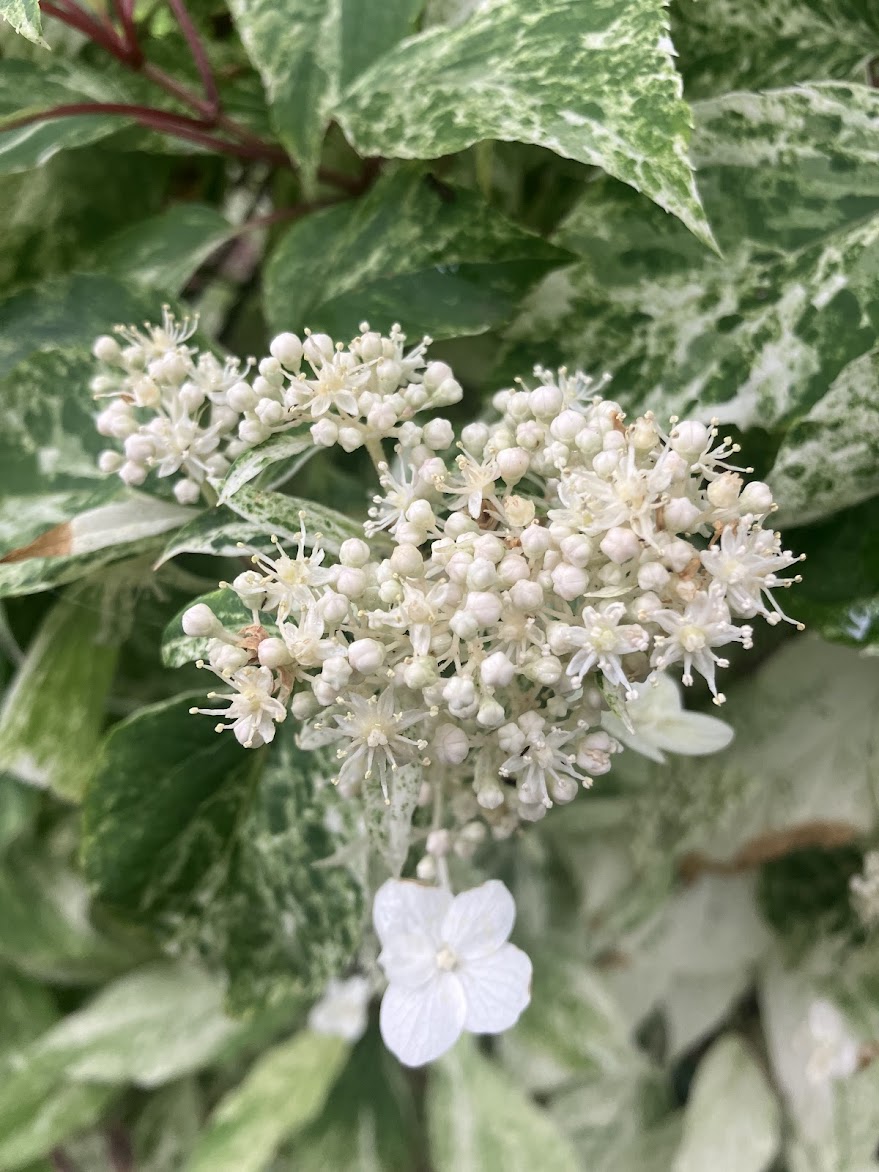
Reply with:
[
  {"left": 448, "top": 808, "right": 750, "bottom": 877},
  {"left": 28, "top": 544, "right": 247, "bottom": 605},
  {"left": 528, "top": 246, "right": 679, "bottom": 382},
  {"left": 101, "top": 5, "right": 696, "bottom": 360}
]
[
  {"left": 168, "top": 342, "right": 803, "bottom": 1067},
  {"left": 184, "top": 362, "right": 801, "bottom": 821},
  {"left": 91, "top": 313, "right": 461, "bottom": 505}
]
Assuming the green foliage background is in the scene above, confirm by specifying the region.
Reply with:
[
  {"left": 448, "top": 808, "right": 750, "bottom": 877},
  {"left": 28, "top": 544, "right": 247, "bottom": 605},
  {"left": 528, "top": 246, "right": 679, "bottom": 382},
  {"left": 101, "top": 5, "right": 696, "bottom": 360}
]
[{"left": 0, "top": 0, "right": 877, "bottom": 1168}]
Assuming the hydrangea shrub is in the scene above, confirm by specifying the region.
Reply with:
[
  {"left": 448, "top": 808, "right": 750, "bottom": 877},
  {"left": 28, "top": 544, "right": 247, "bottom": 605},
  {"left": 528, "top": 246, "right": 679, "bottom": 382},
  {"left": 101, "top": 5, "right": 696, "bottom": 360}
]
[{"left": 0, "top": 0, "right": 877, "bottom": 1167}]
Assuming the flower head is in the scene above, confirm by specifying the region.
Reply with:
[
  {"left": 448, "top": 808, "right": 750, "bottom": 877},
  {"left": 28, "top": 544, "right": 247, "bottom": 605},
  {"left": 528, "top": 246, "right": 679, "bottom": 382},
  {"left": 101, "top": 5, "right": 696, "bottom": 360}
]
[{"left": 375, "top": 879, "right": 532, "bottom": 1066}]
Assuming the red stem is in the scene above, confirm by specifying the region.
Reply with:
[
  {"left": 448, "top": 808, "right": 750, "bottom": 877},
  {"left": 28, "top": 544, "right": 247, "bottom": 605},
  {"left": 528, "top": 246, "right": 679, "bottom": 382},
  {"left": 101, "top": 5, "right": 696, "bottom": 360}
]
[
  {"left": 111, "top": 0, "right": 142, "bottom": 66},
  {"left": 2, "top": 102, "right": 289, "bottom": 163},
  {"left": 167, "top": 0, "right": 219, "bottom": 113},
  {"left": 35, "top": 0, "right": 369, "bottom": 192}
]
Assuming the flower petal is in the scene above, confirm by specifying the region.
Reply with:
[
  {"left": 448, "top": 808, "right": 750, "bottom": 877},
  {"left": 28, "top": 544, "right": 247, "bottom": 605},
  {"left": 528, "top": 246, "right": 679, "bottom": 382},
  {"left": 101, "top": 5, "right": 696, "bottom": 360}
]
[
  {"left": 379, "top": 974, "right": 466, "bottom": 1067},
  {"left": 600, "top": 712, "right": 667, "bottom": 763},
  {"left": 378, "top": 931, "right": 437, "bottom": 989},
  {"left": 459, "top": 943, "right": 532, "bottom": 1034},
  {"left": 373, "top": 879, "right": 452, "bottom": 947},
  {"left": 649, "top": 710, "right": 734, "bottom": 756},
  {"left": 441, "top": 880, "right": 516, "bottom": 960}
]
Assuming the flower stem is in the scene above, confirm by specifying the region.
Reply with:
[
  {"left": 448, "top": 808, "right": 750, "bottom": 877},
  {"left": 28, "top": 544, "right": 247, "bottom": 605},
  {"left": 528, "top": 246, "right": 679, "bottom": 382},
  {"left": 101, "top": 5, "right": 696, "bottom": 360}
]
[{"left": 365, "top": 438, "right": 386, "bottom": 478}]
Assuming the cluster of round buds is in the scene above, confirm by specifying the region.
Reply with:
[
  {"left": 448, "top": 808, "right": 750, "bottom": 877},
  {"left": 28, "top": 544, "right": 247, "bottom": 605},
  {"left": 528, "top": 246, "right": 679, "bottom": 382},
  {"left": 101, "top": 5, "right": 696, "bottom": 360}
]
[
  {"left": 91, "top": 313, "right": 462, "bottom": 504},
  {"left": 263, "top": 322, "right": 462, "bottom": 454},
  {"left": 92, "top": 310, "right": 252, "bottom": 505},
  {"left": 181, "top": 364, "right": 802, "bottom": 856}
]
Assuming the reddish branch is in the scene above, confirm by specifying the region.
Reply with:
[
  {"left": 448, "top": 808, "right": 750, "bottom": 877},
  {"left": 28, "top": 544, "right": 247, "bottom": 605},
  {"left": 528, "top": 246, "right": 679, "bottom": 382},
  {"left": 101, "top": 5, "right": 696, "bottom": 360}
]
[
  {"left": 33, "top": 0, "right": 371, "bottom": 192},
  {"left": 167, "top": 0, "right": 220, "bottom": 114}
]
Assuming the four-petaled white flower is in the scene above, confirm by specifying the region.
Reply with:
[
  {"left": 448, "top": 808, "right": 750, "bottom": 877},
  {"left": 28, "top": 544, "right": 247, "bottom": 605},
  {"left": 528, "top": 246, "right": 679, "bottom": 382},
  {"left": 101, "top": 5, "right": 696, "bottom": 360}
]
[
  {"left": 601, "top": 673, "right": 734, "bottom": 763},
  {"left": 308, "top": 975, "right": 371, "bottom": 1042},
  {"left": 374, "top": 879, "right": 532, "bottom": 1067}
]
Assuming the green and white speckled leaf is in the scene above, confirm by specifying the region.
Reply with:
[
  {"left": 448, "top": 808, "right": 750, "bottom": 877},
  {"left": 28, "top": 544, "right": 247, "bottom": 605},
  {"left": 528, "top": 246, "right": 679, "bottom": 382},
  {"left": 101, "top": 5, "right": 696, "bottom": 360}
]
[
  {"left": 506, "top": 84, "right": 879, "bottom": 431},
  {"left": 0, "top": 350, "right": 109, "bottom": 497},
  {"left": 335, "top": 0, "right": 714, "bottom": 245},
  {"left": 228, "top": 0, "right": 422, "bottom": 186},
  {"left": 265, "top": 167, "right": 571, "bottom": 340},
  {"left": 83, "top": 698, "right": 363, "bottom": 1016},
  {"left": 428, "top": 1037, "right": 581, "bottom": 1172},
  {"left": 672, "top": 0, "right": 879, "bottom": 99},
  {"left": 0, "top": 493, "right": 195, "bottom": 599},
  {"left": 0, "top": 272, "right": 162, "bottom": 379},
  {"left": 161, "top": 588, "right": 252, "bottom": 669},
  {"left": 0, "top": 586, "right": 118, "bottom": 802},
  {"left": 0, "top": 0, "right": 45, "bottom": 45},
  {"left": 154, "top": 507, "right": 275, "bottom": 568},
  {"left": 218, "top": 425, "right": 315, "bottom": 503},
  {"left": 223, "top": 484, "right": 364, "bottom": 555},
  {"left": 0, "top": 59, "right": 134, "bottom": 173},
  {"left": 672, "top": 1034, "right": 780, "bottom": 1172},
  {"left": 770, "top": 349, "right": 879, "bottom": 526},
  {"left": 0, "top": 1061, "right": 115, "bottom": 1171},
  {"left": 34, "top": 962, "right": 240, "bottom": 1088},
  {"left": 93, "top": 204, "right": 233, "bottom": 294},
  {"left": 0, "top": 848, "right": 132, "bottom": 984},
  {"left": 288, "top": 1028, "right": 419, "bottom": 1172},
  {"left": 184, "top": 1031, "right": 349, "bottom": 1172}
]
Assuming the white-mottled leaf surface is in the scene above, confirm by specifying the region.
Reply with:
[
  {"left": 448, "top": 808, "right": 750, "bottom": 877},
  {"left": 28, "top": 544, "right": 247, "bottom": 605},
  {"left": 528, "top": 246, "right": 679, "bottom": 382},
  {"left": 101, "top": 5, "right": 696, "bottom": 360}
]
[{"left": 336, "top": 0, "right": 713, "bottom": 244}]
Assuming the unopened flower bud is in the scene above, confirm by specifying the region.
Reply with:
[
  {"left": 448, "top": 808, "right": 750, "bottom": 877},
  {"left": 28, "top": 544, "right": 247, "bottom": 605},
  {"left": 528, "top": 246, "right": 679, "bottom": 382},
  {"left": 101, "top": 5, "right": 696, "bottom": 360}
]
[
  {"left": 270, "top": 332, "right": 303, "bottom": 369},
  {"left": 182, "top": 604, "right": 222, "bottom": 637},
  {"left": 600, "top": 526, "right": 640, "bottom": 564},
  {"left": 348, "top": 638, "right": 385, "bottom": 674},
  {"left": 258, "top": 637, "right": 291, "bottom": 668},
  {"left": 434, "top": 723, "right": 470, "bottom": 765}
]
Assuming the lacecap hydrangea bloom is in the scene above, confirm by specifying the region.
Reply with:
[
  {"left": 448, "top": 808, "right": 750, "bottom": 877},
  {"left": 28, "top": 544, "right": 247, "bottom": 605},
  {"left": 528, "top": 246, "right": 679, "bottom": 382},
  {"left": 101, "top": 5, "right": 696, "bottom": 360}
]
[{"left": 95, "top": 318, "right": 803, "bottom": 1066}]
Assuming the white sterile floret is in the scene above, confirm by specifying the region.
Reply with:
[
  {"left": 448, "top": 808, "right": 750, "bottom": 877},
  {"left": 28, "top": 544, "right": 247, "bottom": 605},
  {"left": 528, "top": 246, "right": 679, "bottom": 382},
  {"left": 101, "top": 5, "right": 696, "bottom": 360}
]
[
  {"left": 308, "top": 976, "right": 371, "bottom": 1042},
  {"left": 374, "top": 879, "right": 531, "bottom": 1066},
  {"left": 601, "top": 673, "right": 734, "bottom": 763},
  {"left": 851, "top": 851, "right": 879, "bottom": 928},
  {"left": 804, "top": 1000, "right": 860, "bottom": 1086}
]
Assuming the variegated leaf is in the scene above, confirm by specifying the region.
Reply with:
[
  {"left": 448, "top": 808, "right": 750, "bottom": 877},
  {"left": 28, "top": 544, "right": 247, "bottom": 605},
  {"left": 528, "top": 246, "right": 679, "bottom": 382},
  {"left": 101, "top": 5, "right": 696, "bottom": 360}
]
[
  {"left": 505, "top": 84, "right": 879, "bottom": 432},
  {"left": 770, "top": 348, "right": 879, "bottom": 526},
  {"left": 0, "top": 59, "right": 134, "bottom": 173},
  {"left": 0, "top": 585, "right": 119, "bottom": 801},
  {"left": 672, "top": 1035, "right": 781, "bottom": 1172},
  {"left": 0, "top": 0, "right": 45, "bottom": 45},
  {"left": 672, "top": 0, "right": 879, "bottom": 99},
  {"left": 34, "top": 962, "right": 240, "bottom": 1088},
  {"left": 83, "top": 699, "right": 363, "bottom": 1016},
  {"left": 92, "top": 204, "right": 233, "bottom": 294},
  {"left": 228, "top": 0, "right": 422, "bottom": 186},
  {"left": 184, "top": 1032, "right": 350, "bottom": 1172},
  {"left": 219, "top": 425, "right": 315, "bottom": 503},
  {"left": 335, "top": 0, "right": 714, "bottom": 245},
  {"left": 223, "top": 484, "right": 364, "bottom": 554},
  {"left": 154, "top": 508, "right": 276, "bottom": 568},
  {"left": 428, "top": 1038, "right": 581, "bottom": 1172},
  {"left": 0, "top": 493, "right": 196, "bottom": 599},
  {"left": 264, "top": 167, "right": 570, "bottom": 340}
]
